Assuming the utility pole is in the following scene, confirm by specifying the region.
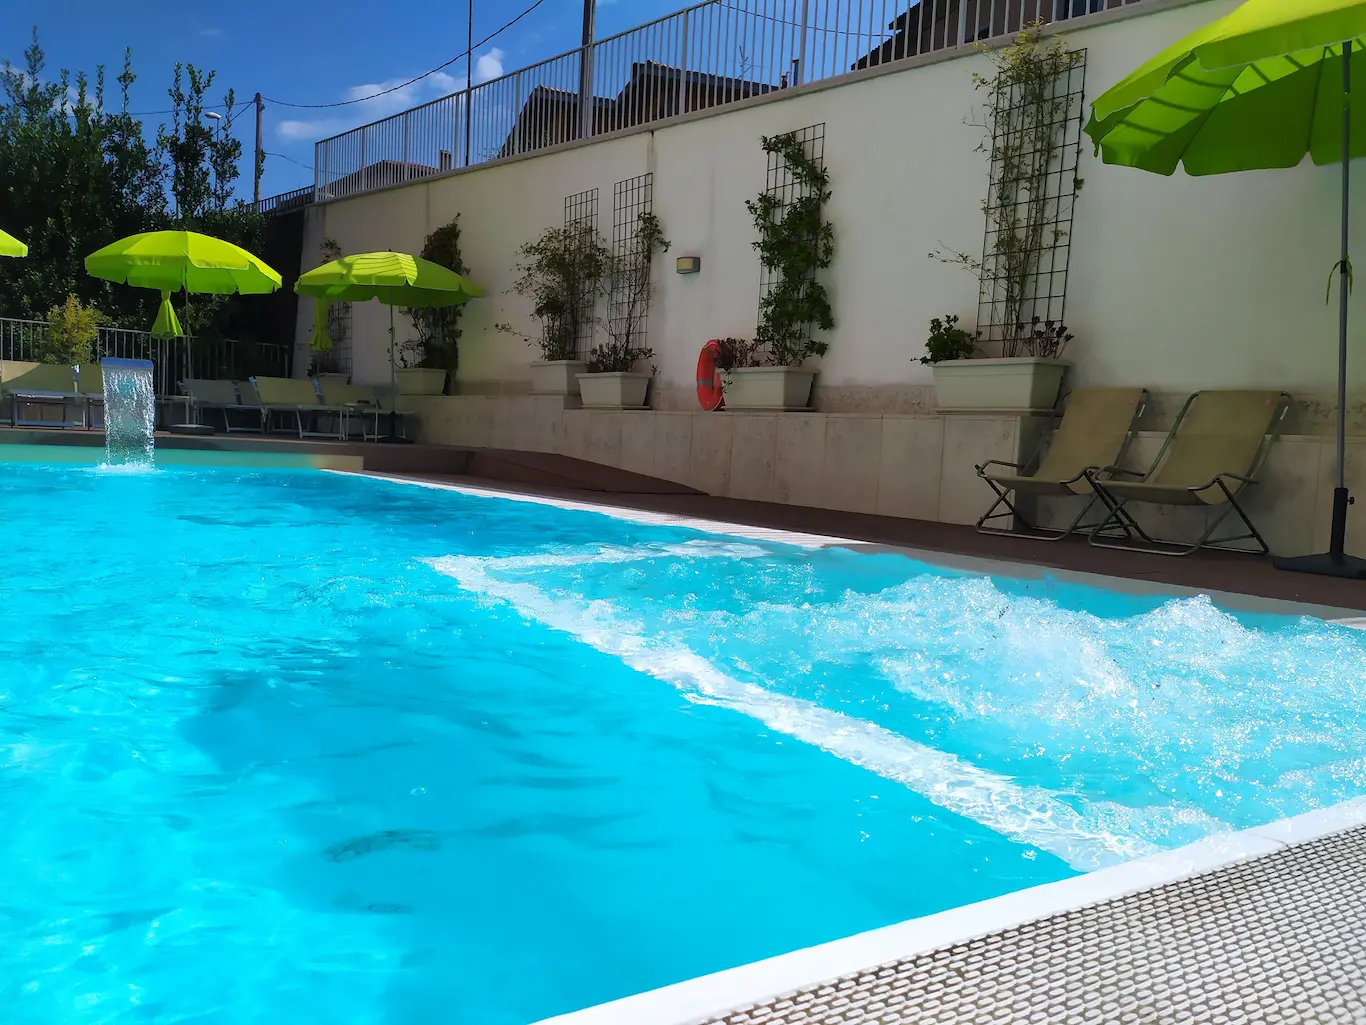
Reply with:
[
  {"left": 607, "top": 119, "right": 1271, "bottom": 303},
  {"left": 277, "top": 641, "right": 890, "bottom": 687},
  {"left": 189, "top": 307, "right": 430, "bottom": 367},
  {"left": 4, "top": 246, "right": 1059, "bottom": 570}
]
[
  {"left": 463, "top": 0, "right": 473, "bottom": 166},
  {"left": 577, "top": 0, "right": 595, "bottom": 141},
  {"left": 253, "top": 92, "right": 264, "bottom": 211}
]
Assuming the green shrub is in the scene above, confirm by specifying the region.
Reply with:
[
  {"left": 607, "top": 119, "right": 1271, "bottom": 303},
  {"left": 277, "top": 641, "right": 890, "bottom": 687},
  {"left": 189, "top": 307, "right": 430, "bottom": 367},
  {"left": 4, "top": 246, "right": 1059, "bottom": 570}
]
[{"left": 41, "top": 294, "right": 107, "bottom": 365}]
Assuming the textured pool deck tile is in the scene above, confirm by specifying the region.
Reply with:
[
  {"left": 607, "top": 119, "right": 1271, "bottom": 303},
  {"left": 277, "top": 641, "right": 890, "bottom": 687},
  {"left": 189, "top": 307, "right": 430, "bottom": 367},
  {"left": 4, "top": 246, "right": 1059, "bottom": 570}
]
[{"left": 702, "top": 827, "right": 1366, "bottom": 1025}]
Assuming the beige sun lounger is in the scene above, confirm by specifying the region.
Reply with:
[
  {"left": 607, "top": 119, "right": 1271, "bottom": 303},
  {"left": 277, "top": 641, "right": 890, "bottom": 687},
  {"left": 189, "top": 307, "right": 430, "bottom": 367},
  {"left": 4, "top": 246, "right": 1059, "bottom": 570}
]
[
  {"left": 976, "top": 387, "right": 1149, "bottom": 540},
  {"left": 315, "top": 379, "right": 416, "bottom": 441},
  {"left": 184, "top": 378, "right": 260, "bottom": 433},
  {"left": 76, "top": 363, "right": 104, "bottom": 429},
  {"left": 252, "top": 376, "right": 345, "bottom": 439},
  {"left": 1084, "top": 389, "right": 1292, "bottom": 556},
  {"left": 1, "top": 360, "right": 83, "bottom": 428}
]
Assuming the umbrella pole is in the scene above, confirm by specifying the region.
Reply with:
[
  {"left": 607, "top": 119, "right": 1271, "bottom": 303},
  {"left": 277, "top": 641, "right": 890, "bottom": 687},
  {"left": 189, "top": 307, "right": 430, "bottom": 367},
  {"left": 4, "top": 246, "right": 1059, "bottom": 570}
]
[
  {"left": 389, "top": 304, "right": 399, "bottom": 440},
  {"left": 1278, "top": 39, "right": 1366, "bottom": 579},
  {"left": 1331, "top": 38, "right": 1354, "bottom": 558}
]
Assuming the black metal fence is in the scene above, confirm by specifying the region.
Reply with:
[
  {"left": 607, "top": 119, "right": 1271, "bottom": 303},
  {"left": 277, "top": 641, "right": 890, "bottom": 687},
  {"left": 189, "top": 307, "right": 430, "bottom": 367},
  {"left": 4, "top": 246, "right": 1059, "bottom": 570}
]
[{"left": 0, "top": 318, "right": 293, "bottom": 396}]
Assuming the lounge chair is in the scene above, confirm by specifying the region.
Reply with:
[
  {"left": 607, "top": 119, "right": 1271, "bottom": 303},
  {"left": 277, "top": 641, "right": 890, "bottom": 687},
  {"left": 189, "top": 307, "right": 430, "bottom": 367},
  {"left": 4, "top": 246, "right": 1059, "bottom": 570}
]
[
  {"left": 77, "top": 363, "right": 104, "bottom": 429},
  {"left": 1, "top": 361, "right": 83, "bottom": 428},
  {"left": 976, "top": 387, "right": 1149, "bottom": 540},
  {"left": 315, "top": 379, "right": 380, "bottom": 440},
  {"left": 251, "top": 376, "right": 345, "bottom": 439},
  {"left": 184, "top": 378, "right": 259, "bottom": 433},
  {"left": 374, "top": 389, "right": 418, "bottom": 441},
  {"left": 1084, "top": 390, "right": 1293, "bottom": 556}
]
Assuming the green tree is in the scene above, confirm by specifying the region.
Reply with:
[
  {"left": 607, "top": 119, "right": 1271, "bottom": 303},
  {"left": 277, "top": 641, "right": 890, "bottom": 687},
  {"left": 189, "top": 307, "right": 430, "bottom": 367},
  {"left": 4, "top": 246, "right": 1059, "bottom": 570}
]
[{"left": 0, "top": 31, "right": 265, "bottom": 337}]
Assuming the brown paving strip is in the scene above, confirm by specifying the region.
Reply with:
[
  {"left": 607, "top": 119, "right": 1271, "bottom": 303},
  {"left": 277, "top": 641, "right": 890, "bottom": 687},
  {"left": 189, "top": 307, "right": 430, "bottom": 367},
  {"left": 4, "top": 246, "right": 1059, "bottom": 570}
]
[{"left": 366, "top": 471, "right": 1366, "bottom": 615}]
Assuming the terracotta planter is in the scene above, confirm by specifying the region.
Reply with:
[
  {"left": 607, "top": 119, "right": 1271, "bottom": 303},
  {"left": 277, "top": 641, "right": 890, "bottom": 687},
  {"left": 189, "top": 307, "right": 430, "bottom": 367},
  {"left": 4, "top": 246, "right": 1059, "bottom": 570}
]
[
  {"left": 576, "top": 372, "right": 651, "bottom": 409},
  {"left": 530, "top": 360, "right": 588, "bottom": 397},
  {"left": 931, "top": 357, "right": 1070, "bottom": 413},
  {"left": 722, "top": 367, "right": 816, "bottom": 411},
  {"left": 395, "top": 367, "right": 447, "bottom": 396}
]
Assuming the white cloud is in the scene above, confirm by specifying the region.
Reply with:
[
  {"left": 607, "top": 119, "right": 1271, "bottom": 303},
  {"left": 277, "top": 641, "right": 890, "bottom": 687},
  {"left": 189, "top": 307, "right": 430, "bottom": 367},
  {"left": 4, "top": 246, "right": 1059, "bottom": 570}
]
[
  {"left": 474, "top": 48, "right": 505, "bottom": 85},
  {"left": 277, "top": 118, "right": 333, "bottom": 141}
]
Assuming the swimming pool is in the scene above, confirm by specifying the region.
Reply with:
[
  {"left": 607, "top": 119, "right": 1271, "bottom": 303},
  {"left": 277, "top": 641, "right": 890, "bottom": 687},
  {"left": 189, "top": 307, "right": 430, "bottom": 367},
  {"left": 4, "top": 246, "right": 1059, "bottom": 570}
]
[{"left": 2, "top": 464, "right": 1363, "bottom": 1024}]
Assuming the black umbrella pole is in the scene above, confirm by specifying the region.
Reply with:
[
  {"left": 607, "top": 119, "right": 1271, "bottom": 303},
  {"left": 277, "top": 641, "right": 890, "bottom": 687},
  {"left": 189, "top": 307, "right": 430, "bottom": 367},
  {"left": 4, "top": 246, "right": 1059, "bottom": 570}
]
[{"left": 1277, "top": 39, "right": 1366, "bottom": 578}]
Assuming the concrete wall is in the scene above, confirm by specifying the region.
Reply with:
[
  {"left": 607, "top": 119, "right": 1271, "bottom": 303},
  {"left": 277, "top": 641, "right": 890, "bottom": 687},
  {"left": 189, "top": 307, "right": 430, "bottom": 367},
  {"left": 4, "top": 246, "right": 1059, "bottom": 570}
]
[
  {"left": 401, "top": 395, "right": 1366, "bottom": 558},
  {"left": 295, "top": 0, "right": 1366, "bottom": 555},
  {"left": 301, "top": 0, "right": 1365, "bottom": 410}
]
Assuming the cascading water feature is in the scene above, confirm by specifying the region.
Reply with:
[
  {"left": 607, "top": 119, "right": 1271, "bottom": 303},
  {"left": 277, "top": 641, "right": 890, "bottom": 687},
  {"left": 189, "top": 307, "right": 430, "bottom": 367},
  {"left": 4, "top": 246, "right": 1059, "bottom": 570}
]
[{"left": 100, "top": 357, "right": 157, "bottom": 468}]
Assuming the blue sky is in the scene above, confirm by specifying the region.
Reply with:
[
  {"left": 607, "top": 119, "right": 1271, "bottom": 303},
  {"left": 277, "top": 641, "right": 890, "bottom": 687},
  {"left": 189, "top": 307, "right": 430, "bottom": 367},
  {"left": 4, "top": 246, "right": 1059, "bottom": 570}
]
[{"left": 2, "top": 0, "right": 678, "bottom": 199}]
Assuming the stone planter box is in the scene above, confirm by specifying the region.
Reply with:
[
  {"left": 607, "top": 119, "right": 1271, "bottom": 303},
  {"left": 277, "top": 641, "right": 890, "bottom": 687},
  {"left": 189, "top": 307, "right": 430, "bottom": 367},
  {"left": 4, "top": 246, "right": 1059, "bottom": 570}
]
[
  {"left": 395, "top": 367, "right": 447, "bottom": 396},
  {"left": 530, "top": 360, "right": 588, "bottom": 397},
  {"left": 576, "top": 372, "right": 651, "bottom": 409},
  {"left": 931, "top": 357, "right": 1070, "bottom": 413},
  {"left": 722, "top": 367, "right": 816, "bottom": 411}
]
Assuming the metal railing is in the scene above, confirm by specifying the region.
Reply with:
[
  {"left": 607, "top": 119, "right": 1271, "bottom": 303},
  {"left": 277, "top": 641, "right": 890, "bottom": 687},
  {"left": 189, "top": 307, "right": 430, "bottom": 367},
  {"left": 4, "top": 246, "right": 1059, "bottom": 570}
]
[
  {"left": 257, "top": 185, "right": 314, "bottom": 216},
  {"left": 0, "top": 318, "right": 293, "bottom": 397},
  {"left": 315, "top": 0, "right": 1143, "bottom": 201}
]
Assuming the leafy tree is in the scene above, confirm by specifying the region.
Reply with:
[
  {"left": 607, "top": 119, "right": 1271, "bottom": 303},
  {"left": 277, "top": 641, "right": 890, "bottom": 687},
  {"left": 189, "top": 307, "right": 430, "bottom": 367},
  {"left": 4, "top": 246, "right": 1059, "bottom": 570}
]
[{"left": 0, "top": 31, "right": 265, "bottom": 337}]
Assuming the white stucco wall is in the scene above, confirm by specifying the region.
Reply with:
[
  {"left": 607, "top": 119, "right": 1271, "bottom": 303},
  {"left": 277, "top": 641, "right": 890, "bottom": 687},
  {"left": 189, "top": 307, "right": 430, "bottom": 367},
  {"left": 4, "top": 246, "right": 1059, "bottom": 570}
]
[{"left": 304, "top": 0, "right": 1362, "bottom": 402}]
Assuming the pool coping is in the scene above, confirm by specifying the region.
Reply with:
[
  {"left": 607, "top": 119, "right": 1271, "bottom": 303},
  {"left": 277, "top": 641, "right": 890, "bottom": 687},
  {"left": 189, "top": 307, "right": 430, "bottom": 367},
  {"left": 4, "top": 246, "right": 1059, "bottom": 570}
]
[
  {"left": 337, "top": 470, "right": 1366, "bottom": 624},
  {"left": 337, "top": 469, "right": 1366, "bottom": 1024},
  {"left": 533, "top": 798, "right": 1366, "bottom": 1025}
]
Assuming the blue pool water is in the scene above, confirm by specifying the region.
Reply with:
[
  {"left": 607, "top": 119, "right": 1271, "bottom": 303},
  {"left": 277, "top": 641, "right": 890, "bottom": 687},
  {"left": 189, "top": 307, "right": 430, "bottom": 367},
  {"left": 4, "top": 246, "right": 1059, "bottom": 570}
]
[{"left": 2, "top": 464, "right": 1365, "bottom": 1024}]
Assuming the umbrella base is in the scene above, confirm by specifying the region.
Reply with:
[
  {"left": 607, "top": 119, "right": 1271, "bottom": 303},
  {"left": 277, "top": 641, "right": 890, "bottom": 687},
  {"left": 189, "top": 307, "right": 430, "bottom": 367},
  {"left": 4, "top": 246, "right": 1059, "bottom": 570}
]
[{"left": 1273, "top": 551, "right": 1366, "bottom": 580}]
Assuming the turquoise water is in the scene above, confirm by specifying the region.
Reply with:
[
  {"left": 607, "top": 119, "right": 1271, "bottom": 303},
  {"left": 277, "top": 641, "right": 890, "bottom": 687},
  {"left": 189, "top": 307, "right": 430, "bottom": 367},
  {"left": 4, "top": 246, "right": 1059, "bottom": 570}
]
[{"left": 2, "top": 465, "right": 1364, "bottom": 1024}]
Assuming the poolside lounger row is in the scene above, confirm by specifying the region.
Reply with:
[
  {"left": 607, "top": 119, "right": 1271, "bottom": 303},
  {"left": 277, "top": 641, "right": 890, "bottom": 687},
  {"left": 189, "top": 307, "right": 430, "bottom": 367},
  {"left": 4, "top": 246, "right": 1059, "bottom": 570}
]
[
  {"left": 0, "top": 360, "right": 118, "bottom": 428},
  {"left": 977, "top": 388, "right": 1292, "bottom": 557},
  {"left": 183, "top": 376, "right": 415, "bottom": 440}
]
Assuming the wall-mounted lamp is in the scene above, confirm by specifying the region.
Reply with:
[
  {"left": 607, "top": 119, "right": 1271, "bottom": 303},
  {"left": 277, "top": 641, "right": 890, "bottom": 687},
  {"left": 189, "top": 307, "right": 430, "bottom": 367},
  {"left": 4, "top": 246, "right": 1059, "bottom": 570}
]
[{"left": 675, "top": 255, "right": 702, "bottom": 275}]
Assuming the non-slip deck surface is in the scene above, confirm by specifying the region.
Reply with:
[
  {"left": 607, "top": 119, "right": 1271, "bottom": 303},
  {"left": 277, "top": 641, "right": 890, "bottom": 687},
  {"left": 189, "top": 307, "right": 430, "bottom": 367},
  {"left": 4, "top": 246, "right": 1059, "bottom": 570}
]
[{"left": 705, "top": 828, "right": 1366, "bottom": 1024}]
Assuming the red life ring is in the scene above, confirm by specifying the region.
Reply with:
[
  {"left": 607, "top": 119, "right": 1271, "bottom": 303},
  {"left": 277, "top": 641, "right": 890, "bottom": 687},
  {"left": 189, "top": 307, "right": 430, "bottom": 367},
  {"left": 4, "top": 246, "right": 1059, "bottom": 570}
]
[{"left": 696, "top": 339, "right": 725, "bottom": 411}]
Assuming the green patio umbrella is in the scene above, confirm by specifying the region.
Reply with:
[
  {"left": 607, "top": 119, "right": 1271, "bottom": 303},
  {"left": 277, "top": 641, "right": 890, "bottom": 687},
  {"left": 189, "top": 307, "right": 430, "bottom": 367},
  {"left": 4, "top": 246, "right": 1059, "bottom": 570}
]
[
  {"left": 294, "top": 252, "right": 483, "bottom": 442},
  {"left": 1085, "top": 0, "right": 1366, "bottom": 578},
  {"left": 85, "top": 230, "right": 282, "bottom": 338},
  {"left": 0, "top": 229, "right": 27, "bottom": 258}
]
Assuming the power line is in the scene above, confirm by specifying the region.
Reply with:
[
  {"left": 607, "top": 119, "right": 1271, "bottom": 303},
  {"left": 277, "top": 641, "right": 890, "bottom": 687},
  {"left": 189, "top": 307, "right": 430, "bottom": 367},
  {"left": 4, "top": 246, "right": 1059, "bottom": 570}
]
[
  {"left": 263, "top": 0, "right": 549, "bottom": 110},
  {"left": 265, "top": 150, "right": 313, "bottom": 171}
]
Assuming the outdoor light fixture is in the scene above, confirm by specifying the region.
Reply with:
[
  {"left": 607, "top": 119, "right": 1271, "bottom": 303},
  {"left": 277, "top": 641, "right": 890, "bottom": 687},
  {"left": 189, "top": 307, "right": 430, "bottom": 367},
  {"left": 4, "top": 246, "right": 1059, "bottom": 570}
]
[{"left": 675, "top": 255, "right": 701, "bottom": 275}]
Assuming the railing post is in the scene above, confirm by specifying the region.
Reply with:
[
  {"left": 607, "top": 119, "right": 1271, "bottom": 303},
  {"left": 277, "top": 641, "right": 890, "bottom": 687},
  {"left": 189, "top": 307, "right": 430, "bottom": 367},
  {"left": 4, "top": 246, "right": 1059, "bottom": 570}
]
[
  {"left": 677, "top": 9, "right": 690, "bottom": 115},
  {"left": 958, "top": 0, "right": 970, "bottom": 46},
  {"left": 795, "top": 0, "right": 810, "bottom": 86},
  {"left": 578, "top": 0, "right": 597, "bottom": 140}
]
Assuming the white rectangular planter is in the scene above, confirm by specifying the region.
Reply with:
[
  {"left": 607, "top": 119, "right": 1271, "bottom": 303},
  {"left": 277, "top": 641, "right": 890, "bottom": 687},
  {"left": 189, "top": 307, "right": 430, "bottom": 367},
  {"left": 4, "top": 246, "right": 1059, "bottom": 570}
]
[
  {"left": 722, "top": 367, "right": 816, "bottom": 411},
  {"left": 530, "top": 360, "right": 588, "bottom": 397},
  {"left": 576, "top": 372, "right": 652, "bottom": 410},
  {"left": 395, "top": 367, "right": 447, "bottom": 396},
  {"left": 932, "top": 357, "right": 1070, "bottom": 413}
]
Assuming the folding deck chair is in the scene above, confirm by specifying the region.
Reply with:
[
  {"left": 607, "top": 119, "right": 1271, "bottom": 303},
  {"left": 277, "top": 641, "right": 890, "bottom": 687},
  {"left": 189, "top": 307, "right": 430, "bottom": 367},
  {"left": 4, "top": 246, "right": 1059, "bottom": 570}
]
[
  {"left": 1084, "top": 390, "right": 1292, "bottom": 556},
  {"left": 976, "top": 387, "right": 1149, "bottom": 540}
]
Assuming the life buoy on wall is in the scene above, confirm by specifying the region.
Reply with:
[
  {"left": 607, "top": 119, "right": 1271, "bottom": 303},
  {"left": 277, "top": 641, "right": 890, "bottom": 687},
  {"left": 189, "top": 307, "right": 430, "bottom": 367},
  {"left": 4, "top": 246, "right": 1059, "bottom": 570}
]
[{"left": 696, "top": 340, "right": 725, "bottom": 411}]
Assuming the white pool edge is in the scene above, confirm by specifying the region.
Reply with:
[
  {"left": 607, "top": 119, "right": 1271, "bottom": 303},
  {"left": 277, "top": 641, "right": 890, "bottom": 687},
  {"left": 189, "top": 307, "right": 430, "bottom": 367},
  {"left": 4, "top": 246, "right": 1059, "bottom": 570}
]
[{"left": 532, "top": 797, "right": 1366, "bottom": 1025}]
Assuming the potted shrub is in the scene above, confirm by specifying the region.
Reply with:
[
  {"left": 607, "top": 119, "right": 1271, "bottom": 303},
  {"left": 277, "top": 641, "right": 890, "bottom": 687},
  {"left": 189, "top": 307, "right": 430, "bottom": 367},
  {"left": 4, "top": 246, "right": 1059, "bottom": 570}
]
[
  {"left": 578, "top": 211, "right": 668, "bottom": 410},
  {"left": 503, "top": 221, "right": 611, "bottom": 397},
  {"left": 727, "top": 131, "right": 835, "bottom": 411},
  {"left": 925, "top": 315, "right": 1073, "bottom": 412},
  {"left": 397, "top": 216, "right": 469, "bottom": 396},
  {"left": 929, "top": 29, "right": 1084, "bottom": 413}
]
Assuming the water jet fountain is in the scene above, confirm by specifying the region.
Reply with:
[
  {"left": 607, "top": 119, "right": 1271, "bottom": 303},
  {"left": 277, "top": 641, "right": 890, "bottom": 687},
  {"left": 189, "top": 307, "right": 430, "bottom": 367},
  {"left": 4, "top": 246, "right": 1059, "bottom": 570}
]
[{"left": 100, "top": 358, "right": 156, "bottom": 468}]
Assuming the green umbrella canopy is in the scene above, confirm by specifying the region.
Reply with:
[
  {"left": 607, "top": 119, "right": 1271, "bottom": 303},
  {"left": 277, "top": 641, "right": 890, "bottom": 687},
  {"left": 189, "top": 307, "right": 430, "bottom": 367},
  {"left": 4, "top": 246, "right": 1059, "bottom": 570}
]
[
  {"left": 86, "top": 230, "right": 281, "bottom": 293},
  {"left": 86, "top": 230, "right": 281, "bottom": 338},
  {"left": 1084, "top": 0, "right": 1366, "bottom": 575},
  {"left": 1085, "top": 0, "right": 1366, "bottom": 174},
  {"left": 294, "top": 251, "right": 484, "bottom": 307},
  {"left": 0, "top": 229, "right": 27, "bottom": 258}
]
